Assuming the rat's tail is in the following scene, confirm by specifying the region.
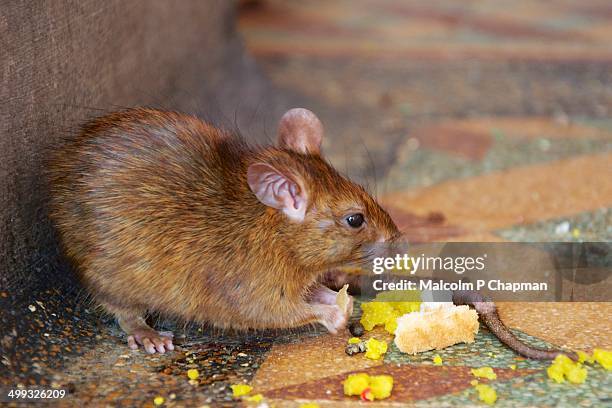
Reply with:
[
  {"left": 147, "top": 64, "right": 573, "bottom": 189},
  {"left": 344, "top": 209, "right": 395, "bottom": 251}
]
[{"left": 452, "top": 290, "right": 577, "bottom": 360}]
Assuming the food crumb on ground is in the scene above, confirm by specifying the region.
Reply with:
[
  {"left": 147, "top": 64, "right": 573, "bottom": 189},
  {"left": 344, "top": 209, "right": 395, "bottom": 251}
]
[
  {"left": 244, "top": 393, "right": 263, "bottom": 403},
  {"left": 187, "top": 368, "right": 199, "bottom": 380},
  {"left": 471, "top": 367, "right": 497, "bottom": 380},
  {"left": 231, "top": 384, "right": 253, "bottom": 397},
  {"left": 349, "top": 321, "right": 365, "bottom": 337},
  {"left": 593, "top": 348, "right": 612, "bottom": 370},
  {"left": 369, "top": 375, "right": 393, "bottom": 400},
  {"left": 343, "top": 372, "right": 393, "bottom": 400},
  {"left": 344, "top": 373, "right": 370, "bottom": 396},
  {"left": 547, "top": 354, "right": 588, "bottom": 384},
  {"left": 474, "top": 384, "right": 497, "bottom": 405},
  {"left": 577, "top": 350, "right": 594, "bottom": 364},
  {"left": 364, "top": 338, "right": 388, "bottom": 360}
]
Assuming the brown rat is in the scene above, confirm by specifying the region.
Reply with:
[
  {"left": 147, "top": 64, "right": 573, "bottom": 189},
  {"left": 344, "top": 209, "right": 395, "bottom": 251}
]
[
  {"left": 48, "top": 107, "right": 400, "bottom": 353},
  {"left": 48, "top": 107, "right": 573, "bottom": 360}
]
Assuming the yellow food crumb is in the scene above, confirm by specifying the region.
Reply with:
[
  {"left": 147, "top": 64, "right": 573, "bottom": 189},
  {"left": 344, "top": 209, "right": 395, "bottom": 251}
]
[
  {"left": 547, "top": 364, "right": 565, "bottom": 383},
  {"left": 343, "top": 373, "right": 370, "bottom": 396},
  {"left": 360, "top": 302, "right": 395, "bottom": 331},
  {"left": 554, "top": 354, "right": 574, "bottom": 367},
  {"left": 348, "top": 337, "right": 361, "bottom": 344},
  {"left": 365, "top": 338, "right": 388, "bottom": 360},
  {"left": 360, "top": 291, "right": 421, "bottom": 334},
  {"left": 299, "top": 404, "right": 320, "bottom": 408},
  {"left": 593, "top": 348, "right": 612, "bottom": 370},
  {"left": 369, "top": 375, "right": 393, "bottom": 400},
  {"left": 244, "top": 393, "right": 263, "bottom": 403},
  {"left": 509, "top": 364, "right": 517, "bottom": 370},
  {"left": 187, "top": 369, "right": 199, "bottom": 380},
  {"left": 566, "top": 365, "right": 587, "bottom": 384},
  {"left": 577, "top": 350, "right": 594, "bottom": 364},
  {"left": 153, "top": 396, "right": 165, "bottom": 406},
  {"left": 231, "top": 384, "right": 253, "bottom": 397},
  {"left": 433, "top": 355, "right": 442, "bottom": 365},
  {"left": 343, "top": 373, "right": 393, "bottom": 400},
  {"left": 384, "top": 315, "right": 400, "bottom": 334},
  {"left": 546, "top": 353, "right": 590, "bottom": 383},
  {"left": 392, "top": 300, "right": 421, "bottom": 314},
  {"left": 470, "top": 379, "right": 479, "bottom": 386},
  {"left": 471, "top": 367, "right": 497, "bottom": 380},
  {"left": 474, "top": 384, "right": 497, "bottom": 405}
]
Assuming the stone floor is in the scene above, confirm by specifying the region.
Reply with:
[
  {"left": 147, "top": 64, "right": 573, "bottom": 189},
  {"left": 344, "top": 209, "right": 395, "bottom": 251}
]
[{"left": 2, "top": 0, "right": 611, "bottom": 406}]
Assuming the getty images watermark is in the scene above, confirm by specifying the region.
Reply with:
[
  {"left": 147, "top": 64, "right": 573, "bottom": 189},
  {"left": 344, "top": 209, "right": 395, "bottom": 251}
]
[
  {"left": 371, "top": 253, "right": 550, "bottom": 292},
  {"left": 360, "top": 242, "right": 611, "bottom": 302}
]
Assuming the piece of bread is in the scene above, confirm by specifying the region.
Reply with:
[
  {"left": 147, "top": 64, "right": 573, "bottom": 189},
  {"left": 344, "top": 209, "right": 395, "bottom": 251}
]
[
  {"left": 336, "top": 284, "right": 350, "bottom": 313},
  {"left": 394, "top": 305, "right": 479, "bottom": 354}
]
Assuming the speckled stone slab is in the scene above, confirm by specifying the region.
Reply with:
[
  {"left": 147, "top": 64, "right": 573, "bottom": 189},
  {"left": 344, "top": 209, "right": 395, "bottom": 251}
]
[{"left": 383, "top": 153, "right": 612, "bottom": 233}]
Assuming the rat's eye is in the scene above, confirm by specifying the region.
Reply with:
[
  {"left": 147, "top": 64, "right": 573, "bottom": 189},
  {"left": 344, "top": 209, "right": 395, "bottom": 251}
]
[{"left": 345, "top": 213, "right": 365, "bottom": 228}]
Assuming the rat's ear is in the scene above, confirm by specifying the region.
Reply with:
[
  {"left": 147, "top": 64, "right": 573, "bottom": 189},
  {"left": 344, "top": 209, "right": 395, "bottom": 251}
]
[
  {"left": 247, "top": 162, "right": 308, "bottom": 222},
  {"left": 277, "top": 108, "right": 323, "bottom": 154}
]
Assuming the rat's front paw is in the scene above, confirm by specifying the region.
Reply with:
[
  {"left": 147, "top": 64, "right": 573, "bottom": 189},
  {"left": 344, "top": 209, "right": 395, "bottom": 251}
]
[
  {"left": 314, "top": 304, "right": 349, "bottom": 335},
  {"left": 127, "top": 329, "right": 175, "bottom": 354},
  {"left": 307, "top": 284, "right": 354, "bottom": 317}
]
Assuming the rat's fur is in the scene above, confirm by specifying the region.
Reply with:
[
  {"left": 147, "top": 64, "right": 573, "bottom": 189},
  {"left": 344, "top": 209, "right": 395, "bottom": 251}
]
[
  {"left": 48, "top": 108, "right": 575, "bottom": 360},
  {"left": 48, "top": 108, "right": 399, "bottom": 352}
]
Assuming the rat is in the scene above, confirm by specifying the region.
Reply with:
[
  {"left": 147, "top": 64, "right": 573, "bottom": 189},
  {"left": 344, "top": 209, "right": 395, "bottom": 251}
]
[
  {"left": 48, "top": 107, "right": 400, "bottom": 354},
  {"left": 49, "top": 107, "right": 574, "bottom": 360}
]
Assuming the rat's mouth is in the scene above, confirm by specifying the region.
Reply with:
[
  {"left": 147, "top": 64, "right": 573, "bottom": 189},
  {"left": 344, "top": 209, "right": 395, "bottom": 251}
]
[{"left": 318, "top": 268, "right": 364, "bottom": 295}]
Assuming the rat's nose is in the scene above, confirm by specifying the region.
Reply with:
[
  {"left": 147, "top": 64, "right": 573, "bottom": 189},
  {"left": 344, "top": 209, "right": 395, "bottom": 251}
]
[
  {"left": 377, "top": 230, "right": 403, "bottom": 244},
  {"left": 370, "top": 237, "right": 405, "bottom": 261}
]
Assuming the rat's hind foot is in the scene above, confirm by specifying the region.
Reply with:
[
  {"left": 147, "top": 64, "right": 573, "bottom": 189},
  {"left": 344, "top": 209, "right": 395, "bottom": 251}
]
[
  {"left": 126, "top": 329, "right": 174, "bottom": 354},
  {"left": 99, "top": 298, "right": 175, "bottom": 354},
  {"left": 113, "top": 310, "right": 175, "bottom": 354}
]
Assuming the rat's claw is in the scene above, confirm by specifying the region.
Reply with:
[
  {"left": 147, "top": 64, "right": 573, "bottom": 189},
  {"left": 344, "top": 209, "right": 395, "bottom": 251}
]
[
  {"left": 143, "top": 338, "right": 156, "bottom": 354},
  {"left": 126, "top": 329, "right": 174, "bottom": 354},
  {"left": 151, "top": 337, "right": 166, "bottom": 353},
  {"left": 127, "top": 335, "right": 138, "bottom": 350},
  {"left": 158, "top": 331, "right": 175, "bottom": 351}
]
